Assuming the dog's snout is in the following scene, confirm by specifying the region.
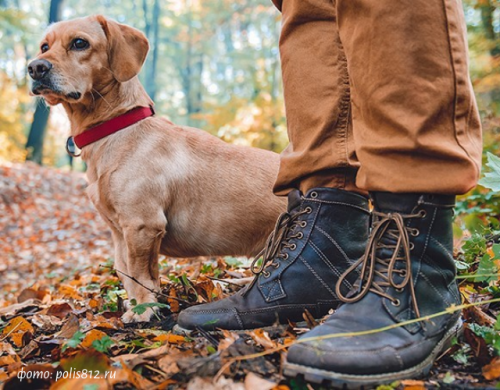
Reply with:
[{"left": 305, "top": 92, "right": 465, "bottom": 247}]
[{"left": 28, "top": 59, "right": 52, "bottom": 81}]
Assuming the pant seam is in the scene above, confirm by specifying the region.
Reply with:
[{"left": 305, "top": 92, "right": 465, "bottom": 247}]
[{"left": 440, "top": 0, "right": 480, "bottom": 178}]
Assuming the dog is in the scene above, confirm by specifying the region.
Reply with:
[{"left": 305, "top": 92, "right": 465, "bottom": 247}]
[{"left": 28, "top": 15, "right": 287, "bottom": 322}]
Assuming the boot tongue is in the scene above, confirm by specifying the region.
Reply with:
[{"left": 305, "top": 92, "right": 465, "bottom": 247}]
[
  {"left": 371, "top": 192, "right": 421, "bottom": 214},
  {"left": 287, "top": 189, "right": 303, "bottom": 213}
]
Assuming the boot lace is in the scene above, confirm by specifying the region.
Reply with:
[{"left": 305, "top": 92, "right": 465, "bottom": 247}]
[
  {"left": 335, "top": 209, "right": 426, "bottom": 319},
  {"left": 250, "top": 208, "right": 310, "bottom": 277}
]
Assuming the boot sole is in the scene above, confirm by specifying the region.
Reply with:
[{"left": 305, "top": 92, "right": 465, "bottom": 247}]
[
  {"left": 173, "top": 321, "right": 309, "bottom": 336},
  {"left": 283, "top": 317, "right": 463, "bottom": 389}
]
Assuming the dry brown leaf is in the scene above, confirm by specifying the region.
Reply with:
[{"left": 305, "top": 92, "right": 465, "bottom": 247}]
[
  {"left": 2, "top": 316, "right": 34, "bottom": 347},
  {"left": 31, "top": 314, "right": 63, "bottom": 331},
  {"left": 120, "top": 360, "right": 154, "bottom": 389},
  {"left": 81, "top": 329, "right": 107, "bottom": 348},
  {"left": 57, "top": 285, "right": 83, "bottom": 301},
  {"left": 483, "top": 357, "right": 500, "bottom": 380},
  {"left": 249, "top": 329, "right": 276, "bottom": 350},
  {"left": 56, "top": 314, "right": 80, "bottom": 339},
  {"left": 88, "top": 298, "right": 101, "bottom": 310},
  {"left": 218, "top": 330, "right": 239, "bottom": 352},
  {"left": 153, "top": 333, "right": 186, "bottom": 345},
  {"left": 60, "top": 350, "right": 111, "bottom": 373},
  {"left": 168, "top": 287, "right": 180, "bottom": 313},
  {"left": 0, "top": 299, "right": 41, "bottom": 317},
  {"left": 0, "top": 355, "right": 18, "bottom": 367},
  {"left": 46, "top": 303, "right": 73, "bottom": 319},
  {"left": 3, "top": 316, "right": 34, "bottom": 335},
  {"left": 244, "top": 372, "right": 276, "bottom": 390},
  {"left": 157, "top": 354, "right": 181, "bottom": 376},
  {"left": 0, "top": 341, "right": 17, "bottom": 356},
  {"left": 187, "top": 377, "right": 245, "bottom": 390}
]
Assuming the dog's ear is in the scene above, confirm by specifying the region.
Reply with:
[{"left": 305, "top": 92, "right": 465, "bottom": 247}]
[{"left": 96, "top": 15, "right": 149, "bottom": 83}]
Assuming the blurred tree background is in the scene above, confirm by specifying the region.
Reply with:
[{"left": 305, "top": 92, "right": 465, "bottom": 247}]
[
  {"left": 0, "top": 0, "right": 287, "bottom": 167},
  {"left": 0, "top": 0, "right": 499, "bottom": 168}
]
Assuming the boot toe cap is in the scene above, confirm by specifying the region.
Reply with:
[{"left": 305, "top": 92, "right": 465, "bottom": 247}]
[{"left": 177, "top": 305, "right": 242, "bottom": 331}]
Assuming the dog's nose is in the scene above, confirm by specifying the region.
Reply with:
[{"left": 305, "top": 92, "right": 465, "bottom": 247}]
[{"left": 28, "top": 59, "right": 52, "bottom": 81}]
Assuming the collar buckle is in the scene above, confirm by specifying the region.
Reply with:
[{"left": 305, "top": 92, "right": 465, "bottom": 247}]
[{"left": 66, "top": 136, "right": 82, "bottom": 158}]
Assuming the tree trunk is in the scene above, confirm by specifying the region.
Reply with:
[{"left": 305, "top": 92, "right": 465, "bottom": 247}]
[
  {"left": 25, "top": 0, "right": 64, "bottom": 164},
  {"left": 479, "top": 1, "right": 500, "bottom": 58}
]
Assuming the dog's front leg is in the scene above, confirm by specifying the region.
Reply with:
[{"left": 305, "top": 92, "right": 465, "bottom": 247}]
[
  {"left": 111, "top": 230, "right": 136, "bottom": 309},
  {"left": 121, "top": 216, "right": 166, "bottom": 323}
]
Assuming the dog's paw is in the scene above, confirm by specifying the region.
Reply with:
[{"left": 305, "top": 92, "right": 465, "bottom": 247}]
[
  {"left": 122, "top": 299, "right": 133, "bottom": 311},
  {"left": 122, "top": 307, "right": 154, "bottom": 323}
]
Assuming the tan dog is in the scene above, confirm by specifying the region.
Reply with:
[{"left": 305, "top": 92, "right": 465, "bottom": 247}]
[{"left": 28, "top": 15, "right": 286, "bottom": 322}]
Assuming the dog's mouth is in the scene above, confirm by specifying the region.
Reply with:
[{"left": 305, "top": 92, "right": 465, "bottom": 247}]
[{"left": 31, "top": 81, "right": 82, "bottom": 102}]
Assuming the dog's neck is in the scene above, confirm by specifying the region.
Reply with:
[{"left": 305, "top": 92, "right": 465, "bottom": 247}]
[{"left": 62, "top": 77, "right": 153, "bottom": 138}]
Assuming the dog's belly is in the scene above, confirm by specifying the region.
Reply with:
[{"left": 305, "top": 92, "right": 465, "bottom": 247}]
[{"left": 158, "top": 229, "right": 263, "bottom": 258}]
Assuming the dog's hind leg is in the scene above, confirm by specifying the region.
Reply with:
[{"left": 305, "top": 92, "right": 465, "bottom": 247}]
[{"left": 121, "top": 213, "right": 166, "bottom": 323}]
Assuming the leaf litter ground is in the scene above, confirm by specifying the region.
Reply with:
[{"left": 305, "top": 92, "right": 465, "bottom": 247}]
[{"left": 0, "top": 163, "right": 498, "bottom": 389}]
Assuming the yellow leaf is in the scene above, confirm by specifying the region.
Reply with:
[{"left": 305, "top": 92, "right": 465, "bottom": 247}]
[
  {"left": 483, "top": 357, "right": 500, "bottom": 380},
  {"left": 3, "top": 316, "right": 34, "bottom": 335},
  {"left": 81, "top": 329, "right": 107, "bottom": 349},
  {"left": 401, "top": 379, "right": 426, "bottom": 390}
]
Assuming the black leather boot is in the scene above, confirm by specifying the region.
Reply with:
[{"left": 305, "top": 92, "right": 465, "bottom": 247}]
[
  {"left": 285, "top": 192, "right": 462, "bottom": 388},
  {"left": 176, "top": 188, "right": 370, "bottom": 332}
]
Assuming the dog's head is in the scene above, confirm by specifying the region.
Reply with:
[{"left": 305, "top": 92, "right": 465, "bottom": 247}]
[{"left": 28, "top": 15, "right": 149, "bottom": 106}]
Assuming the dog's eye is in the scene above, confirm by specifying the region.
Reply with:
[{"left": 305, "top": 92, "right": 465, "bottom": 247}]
[
  {"left": 41, "top": 43, "right": 49, "bottom": 53},
  {"left": 71, "top": 38, "right": 89, "bottom": 51}
]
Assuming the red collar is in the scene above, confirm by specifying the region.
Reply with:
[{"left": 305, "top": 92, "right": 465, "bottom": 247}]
[{"left": 67, "top": 106, "right": 155, "bottom": 156}]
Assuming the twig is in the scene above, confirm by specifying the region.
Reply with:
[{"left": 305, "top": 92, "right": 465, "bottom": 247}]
[
  {"left": 99, "top": 265, "right": 192, "bottom": 306},
  {"left": 223, "top": 298, "right": 500, "bottom": 364},
  {"left": 0, "top": 321, "right": 22, "bottom": 342},
  {"left": 195, "top": 326, "right": 220, "bottom": 347}
]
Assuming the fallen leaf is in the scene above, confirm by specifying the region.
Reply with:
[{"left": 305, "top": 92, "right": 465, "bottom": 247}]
[
  {"left": 483, "top": 357, "right": 500, "bottom": 380},
  {"left": 60, "top": 350, "right": 111, "bottom": 373},
  {"left": 401, "top": 379, "right": 427, "bottom": 390},
  {"left": 249, "top": 329, "right": 276, "bottom": 350},
  {"left": 3, "top": 316, "right": 34, "bottom": 334},
  {"left": 187, "top": 376, "right": 245, "bottom": 390},
  {"left": 0, "top": 299, "right": 41, "bottom": 317},
  {"left": 0, "top": 355, "right": 18, "bottom": 367},
  {"left": 218, "top": 330, "right": 239, "bottom": 352},
  {"left": 81, "top": 329, "right": 107, "bottom": 348},
  {"left": 153, "top": 333, "right": 186, "bottom": 345},
  {"left": 46, "top": 303, "right": 73, "bottom": 319},
  {"left": 55, "top": 314, "right": 80, "bottom": 339},
  {"left": 50, "top": 377, "right": 109, "bottom": 390},
  {"left": 244, "top": 372, "right": 276, "bottom": 390},
  {"left": 2, "top": 316, "right": 34, "bottom": 347}
]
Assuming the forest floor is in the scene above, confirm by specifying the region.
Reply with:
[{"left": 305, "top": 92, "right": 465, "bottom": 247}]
[{"left": 0, "top": 162, "right": 499, "bottom": 390}]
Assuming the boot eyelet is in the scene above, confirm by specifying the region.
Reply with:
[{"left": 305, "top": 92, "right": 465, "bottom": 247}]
[
  {"left": 300, "top": 221, "right": 307, "bottom": 228},
  {"left": 305, "top": 207, "right": 313, "bottom": 214},
  {"left": 391, "top": 299, "right": 401, "bottom": 307},
  {"left": 297, "top": 232, "right": 304, "bottom": 239},
  {"left": 411, "top": 229, "right": 420, "bottom": 237},
  {"left": 263, "top": 271, "right": 271, "bottom": 278},
  {"left": 419, "top": 210, "right": 427, "bottom": 218},
  {"left": 272, "top": 262, "right": 280, "bottom": 269},
  {"left": 409, "top": 242, "right": 415, "bottom": 251},
  {"left": 400, "top": 270, "right": 407, "bottom": 277},
  {"left": 310, "top": 191, "right": 318, "bottom": 199},
  {"left": 395, "top": 287, "right": 404, "bottom": 293},
  {"left": 290, "top": 244, "right": 297, "bottom": 250},
  {"left": 283, "top": 253, "right": 289, "bottom": 260}
]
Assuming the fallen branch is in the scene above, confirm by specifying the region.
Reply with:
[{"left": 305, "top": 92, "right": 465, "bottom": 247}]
[{"left": 99, "top": 265, "right": 192, "bottom": 306}]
